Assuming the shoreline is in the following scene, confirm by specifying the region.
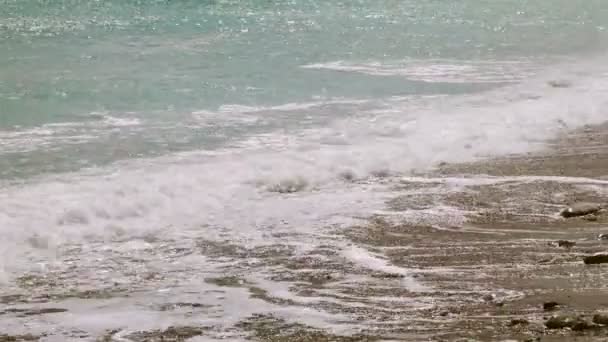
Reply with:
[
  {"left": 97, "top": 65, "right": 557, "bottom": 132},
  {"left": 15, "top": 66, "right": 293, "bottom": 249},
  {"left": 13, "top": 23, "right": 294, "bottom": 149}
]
[{"left": 1, "top": 122, "right": 608, "bottom": 341}]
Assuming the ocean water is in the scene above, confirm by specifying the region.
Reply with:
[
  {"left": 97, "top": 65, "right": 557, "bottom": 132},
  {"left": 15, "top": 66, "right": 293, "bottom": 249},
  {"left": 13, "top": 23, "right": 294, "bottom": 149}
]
[{"left": 1, "top": 0, "right": 608, "bottom": 339}]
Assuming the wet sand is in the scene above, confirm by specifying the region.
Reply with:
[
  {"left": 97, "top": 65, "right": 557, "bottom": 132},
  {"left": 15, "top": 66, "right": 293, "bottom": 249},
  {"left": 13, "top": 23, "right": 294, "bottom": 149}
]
[
  {"left": 202, "top": 123, "right": 608, "bottom": 341},
  {"left": 348, "top": 122, "right": 608, "bottom": 341}
]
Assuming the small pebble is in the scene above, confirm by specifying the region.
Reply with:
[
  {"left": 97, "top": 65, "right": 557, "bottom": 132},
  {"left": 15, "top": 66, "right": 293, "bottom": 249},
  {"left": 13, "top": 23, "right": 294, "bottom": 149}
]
[
  {"left": 508, "top": 318, "right": 529, "bottom": 327},
  {"left": 584, "top": 253, "right": 608, "bottom": 265},
  {"left": 543, "top": 301, "right": 559, "bottom": 311},
  {"left": 482, "top": 293, "right": 495, "bottom": 302}
]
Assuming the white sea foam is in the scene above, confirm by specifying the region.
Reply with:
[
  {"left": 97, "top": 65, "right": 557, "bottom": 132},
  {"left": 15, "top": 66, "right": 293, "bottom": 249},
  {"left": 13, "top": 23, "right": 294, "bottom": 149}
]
[
  {"left": 341, "top": 245, "right": 426, "bottom": 291},
  {"left": 1, "top": 57, "right": 607, "bottom": 262},
  {"left": 190, "top": 98, "right": 370, "bottom": 127},
  {"left": 302, "top": 58, "right": 539, "bottom": 83},
  {"left": 0, "top": 114, "right": 142, "bottom": 154}
]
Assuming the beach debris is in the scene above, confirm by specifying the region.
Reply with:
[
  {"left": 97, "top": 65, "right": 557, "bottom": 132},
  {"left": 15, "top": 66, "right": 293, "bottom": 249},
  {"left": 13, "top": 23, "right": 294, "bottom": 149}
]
[
  {"left": 583, "top": 253, "right": 608, "bottom": 265},
  {"left": 543, "top": 301, "right": 560, "bottom": 311},
  {"left": 545, "top": 315, "right": 594, "bottom": 330},
  {"left": 598, "top": 233, "right": 608, "bottom": 240},
  {"left": 560, "top": 202, "right": 602, "bottom": 218},
  {"left": 508, "top": 318, "right": 529, "bottom": 327}
]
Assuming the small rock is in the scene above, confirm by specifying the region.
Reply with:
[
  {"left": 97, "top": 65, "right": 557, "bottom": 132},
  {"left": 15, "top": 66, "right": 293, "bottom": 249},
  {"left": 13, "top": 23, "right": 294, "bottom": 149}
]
[
  {"left": 439, "top": 311, "right": 449, "bottom": 317},
  {"left": 561, "top": 203, "right": 602, "bottom": 218},
  {"left": 543, "top": 301, "right": 560, "bottom": 311},
  {"left": 557, "top": 240, "right": 575, "bottom": 248},
  {"left": 593, "top": 313, "right": 608, "bottom": 325},
  {"left": 584, "top": 253, "right": 608, "bottom": 265},
  {"left": 545, "top": 315, "right": 576, "bottom": 329},
  {"left": 482, "top": 293, "right": 496, "bottom": 302},
  {"left": 549, "top": 240, "right": 576, "bottom": 248},
  {"left": 508, "top": 318, "right": 529, "bottom": 327}
]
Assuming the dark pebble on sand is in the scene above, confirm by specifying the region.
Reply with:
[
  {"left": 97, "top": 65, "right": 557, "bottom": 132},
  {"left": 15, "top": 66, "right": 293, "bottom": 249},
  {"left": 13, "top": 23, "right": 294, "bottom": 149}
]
[
  {"left": 545, "top": 315, "right": 576, "bottom": 329},
  {"left": 543, "top": 302, "right": 560, "bottom": 311},
  {"left": 508, "top": 318, "right": 529, "bottom": 327},
  {"left": 560, "top": 202, "right": 602, "bottom": 218},
  {"left": 593, "top": 313, "right": 608, "bottom": 325},
  {"left": 584, "top": 253, "right": 608, "bottom": 265},
  {"left": 549, "top": 240, "right": 576, "bottom": 248},
  {"left": 482, "top": 293, "right": 495, "bottom": 302}
]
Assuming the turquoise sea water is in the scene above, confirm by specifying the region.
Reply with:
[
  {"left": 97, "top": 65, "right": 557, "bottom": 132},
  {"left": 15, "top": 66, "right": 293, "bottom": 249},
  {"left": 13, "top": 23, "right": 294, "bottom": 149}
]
[{"left": 1, "top": 0, "right": 607, "bottom": 178}]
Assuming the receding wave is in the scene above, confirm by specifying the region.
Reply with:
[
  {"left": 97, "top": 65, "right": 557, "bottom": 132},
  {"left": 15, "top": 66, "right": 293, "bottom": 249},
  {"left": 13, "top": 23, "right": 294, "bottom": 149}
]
[
  {"left": 0, "top": 114, "right": 142, "bottom": 154},
  {"left": 302, "top": 59, "right": 539, "bottom": 84}
]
